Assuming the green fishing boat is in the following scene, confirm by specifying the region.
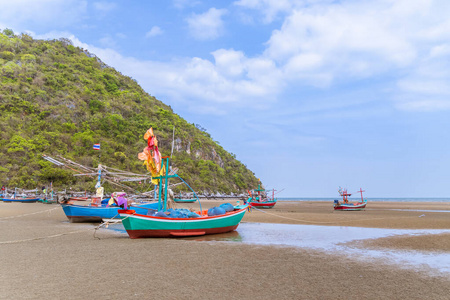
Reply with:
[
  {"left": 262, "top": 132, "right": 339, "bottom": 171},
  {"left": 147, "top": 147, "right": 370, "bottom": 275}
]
[{"left": 119, "top": 127, "right": 248, "bottom": 238}]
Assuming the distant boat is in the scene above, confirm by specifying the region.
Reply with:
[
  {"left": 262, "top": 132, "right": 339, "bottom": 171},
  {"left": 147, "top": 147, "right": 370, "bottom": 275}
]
[
  {"left": 334, "top": 187, "right": 367, "bottom": 211},
  {"left": 173, "top": 198, "right": 197, "bottom": 203},
  {"left": 1, "top": 197, "right": 40, "bottom": 203},
  {"left": 1, "top": 188, "right": 40, "bottom": 203},
  {"left": 173, "top": 192, "right": 198, "bottom": 203},
  {"left": 247, "top": 182, "right": 277, "bottom": 209}
]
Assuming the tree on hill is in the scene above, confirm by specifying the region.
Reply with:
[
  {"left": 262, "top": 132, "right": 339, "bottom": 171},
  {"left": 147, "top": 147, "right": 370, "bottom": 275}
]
[{"left": 0, "top": 30, "right": 259, "bottom": 195}]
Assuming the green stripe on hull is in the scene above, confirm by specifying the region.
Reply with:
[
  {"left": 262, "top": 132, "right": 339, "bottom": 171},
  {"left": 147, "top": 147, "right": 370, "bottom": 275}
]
[{"left": 121, "top": 209, "right": 246, "bottom": 232}]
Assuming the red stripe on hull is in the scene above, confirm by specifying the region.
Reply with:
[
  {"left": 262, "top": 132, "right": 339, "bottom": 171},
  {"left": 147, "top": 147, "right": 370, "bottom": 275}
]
[
  {"left": 125, "top": 224, "right": 239, "bottom": 238},
  {"left": 334, "top": 203, "right": 366, "bottom": 211},
  {"left": 249, "top": 202, "right": 276, "bottom": 208}
]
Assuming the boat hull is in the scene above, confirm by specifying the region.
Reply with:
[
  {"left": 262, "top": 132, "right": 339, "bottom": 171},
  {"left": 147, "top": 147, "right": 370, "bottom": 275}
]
[
  {"left": 61, "top": 202, "right": 159, "bottom": 223},
  {"left": 119, "top": 206, "right": 247, "bottom": 238},
  {"left": 173, "top": 198, "right": 197, "bottom": 203},
  {"left": 334, "top": 202, "right": 367, "bottom": 211},
  {"left": 1, "top": 197, "right": 40, "bottom": 203},
  {"left": 249, "top": 201, "right": 276, "bottom": 208}
]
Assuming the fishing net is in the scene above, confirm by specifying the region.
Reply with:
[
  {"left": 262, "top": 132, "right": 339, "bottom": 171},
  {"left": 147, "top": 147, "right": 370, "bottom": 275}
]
[
  {"left": 219, "top": 203, "right": 234, "bottom": 212},
  {"left": 207, "top": 206, "right": 226, "bottom": 216}
]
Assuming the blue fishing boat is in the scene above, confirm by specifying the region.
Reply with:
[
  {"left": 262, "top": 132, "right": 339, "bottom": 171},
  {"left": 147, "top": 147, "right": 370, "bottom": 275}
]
[
  {"left": 1, "top": 197, "right": 40, "bottom": 203},
  {"left": 61, "top": 201, "right": 159, "bottom": 223},
  {"left": 1, "top": 187, "right": 40, "bottom": 203}
]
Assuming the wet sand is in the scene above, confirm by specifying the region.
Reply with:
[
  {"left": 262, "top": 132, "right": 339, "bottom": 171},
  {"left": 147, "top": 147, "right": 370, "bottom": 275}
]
[{"left": 0, "top": 200, "right": 449, "bottom": 299}]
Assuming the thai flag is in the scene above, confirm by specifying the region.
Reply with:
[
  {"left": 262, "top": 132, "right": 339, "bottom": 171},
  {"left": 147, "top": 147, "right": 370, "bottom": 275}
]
[{"left": 93, "top": 143, "right": 100, "bottom": 150}]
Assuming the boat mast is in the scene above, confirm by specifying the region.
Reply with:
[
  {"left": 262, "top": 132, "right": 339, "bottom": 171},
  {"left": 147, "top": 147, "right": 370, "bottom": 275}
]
[
  {"left": 358, "top": 188, "right": 365, "bottom": 202},
  {"left": 155, "top": 156, "right": 179, "bottom": 211},
  {"left": 341, "top": 188, "right": 351, "bottom": 203},
  {"left": 163, "top": 157, "right": 169, "bottom": 211}
]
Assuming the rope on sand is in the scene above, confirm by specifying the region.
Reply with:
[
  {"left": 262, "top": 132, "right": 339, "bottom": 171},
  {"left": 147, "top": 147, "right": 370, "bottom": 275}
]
[
  {"left": 0, "top": 206, "right": 59, "bottom": 220},
  {"left": 250, "top": 206, "right": 425, "bottom": 225},
  {"left": 93, "top": 214, "right": 130, "bottom": 239},
  {"left": 0, "top": 228, "right": 94, "bottom": 245}
]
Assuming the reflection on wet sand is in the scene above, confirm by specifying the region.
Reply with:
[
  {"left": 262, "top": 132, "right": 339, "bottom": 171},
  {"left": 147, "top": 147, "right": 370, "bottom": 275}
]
[{"left": 107, "top": 221, "right": 450, "bottom": 275}]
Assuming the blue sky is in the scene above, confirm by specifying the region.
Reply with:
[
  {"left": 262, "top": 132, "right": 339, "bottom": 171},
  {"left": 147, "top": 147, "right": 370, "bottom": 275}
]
[{"left": 2, "top": 0, "right": 450, "bottom": 197}]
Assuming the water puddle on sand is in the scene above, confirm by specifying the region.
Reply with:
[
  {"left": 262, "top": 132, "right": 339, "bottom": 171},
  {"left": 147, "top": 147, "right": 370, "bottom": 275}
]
[
  {"left": 387, "top": 209, "right": 450, "bottom": 213},
  {"left": 107, "top": 222, "right": 450, "bottom": 275}
]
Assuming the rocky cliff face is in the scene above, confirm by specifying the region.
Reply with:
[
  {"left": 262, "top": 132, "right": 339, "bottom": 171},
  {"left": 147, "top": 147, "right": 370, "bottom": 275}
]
[{"left": 173, "top": 138, "right": 224, "bottom": 168}]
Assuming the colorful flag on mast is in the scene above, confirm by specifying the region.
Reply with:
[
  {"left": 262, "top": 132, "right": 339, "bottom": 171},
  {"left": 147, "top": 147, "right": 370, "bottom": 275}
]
[{"left": 93, "top": 143, "right": 100, "bottom": 150}]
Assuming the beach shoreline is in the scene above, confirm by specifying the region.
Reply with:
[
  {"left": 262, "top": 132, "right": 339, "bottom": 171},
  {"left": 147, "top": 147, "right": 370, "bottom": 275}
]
[{"left": 0, "top": 200, "right": 449, "bottom": 299}]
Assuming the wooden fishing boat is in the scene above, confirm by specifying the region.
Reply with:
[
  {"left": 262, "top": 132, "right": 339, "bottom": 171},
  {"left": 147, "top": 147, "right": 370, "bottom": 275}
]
[
  {"left": 249, "top": 200, "right": 276, "bottom": 208},
  {"left": 173, "top": 192, "right": 198, "bottom": 203},
  {"left": 61, "top": 201, "right": 159, "bottom": 223},
  {"left": 1, "top": 197, "right": 40, "bottom": 203},
  {"left": 334, "top": 187, "right": 367, "bottom": 211},
  {"left": 1, "top": 188, "right": 40, "bottom": 203},
  {"left": 118, "top": 127, "right": 248, "bottom": 238},
  {"left": 68, "top": 196, "right": 90, "bottom": 201},
  {"left": 119, "top": 205, "right": 247, "bottom": 238},
  {"left": 43, "top": 153, "right": 160, "bottom": 222},
  {"left": 173, "top": 198, "right": 197, "bottom": 203},
  {"left": 248, "top": 182, "right": 277, "bottom": 209}
]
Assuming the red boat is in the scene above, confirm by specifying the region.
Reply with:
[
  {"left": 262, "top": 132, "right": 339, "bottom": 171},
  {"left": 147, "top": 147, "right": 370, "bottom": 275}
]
[
  {"left": 248, "top": 182, "right": 277, "bottom": 209},
  {"left": 334, "top": 187, "right": 367, "bottom": 211}
]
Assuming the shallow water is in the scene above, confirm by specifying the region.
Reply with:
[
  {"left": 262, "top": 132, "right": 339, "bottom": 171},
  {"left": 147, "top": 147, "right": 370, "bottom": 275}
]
[
  {"left": 279, "top": 197, "right": 450, "bottom": 202},
  {"left": 386, "top": 209, "right": 450, "bottom": 213},
  {"left": 107, "top": 222, "right": 450, "bottom": 275},
  {"left": 234, "top": 223, "right": 450, "bottom": 275}
]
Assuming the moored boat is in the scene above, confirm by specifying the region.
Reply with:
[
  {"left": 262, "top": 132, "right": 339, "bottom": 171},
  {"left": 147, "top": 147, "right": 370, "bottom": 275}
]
[
  {"left": 118, "top": 127, "right": 248, "bottom": 238},
  {"left": 61, "top": 200, "right": 158, "bottom": 223},
  {"left": 1, "top": 187, "right": 40, "bottom": 203},
  {"left": 248, "top": 182, "right": 277, "bottom": 209},
  {"left": 173, "top": 192, "right": 198, "bottom": 203},
  {"left": 119, "top": 205, "right": 247, "bottom": 238},
  {"left": 173, "top": 198, "right": 197, "bottom": 203},
  {"left": 334, "top": 187, "right": 367, "bottom": 211},
  {"left": 1, "top": 197, "right": 40, "bottom": 203}
]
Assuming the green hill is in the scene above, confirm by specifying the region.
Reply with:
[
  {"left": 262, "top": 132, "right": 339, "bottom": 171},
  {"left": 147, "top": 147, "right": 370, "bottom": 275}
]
[{"left": 0, "top": 28, "right": 259, "bottom": 195}]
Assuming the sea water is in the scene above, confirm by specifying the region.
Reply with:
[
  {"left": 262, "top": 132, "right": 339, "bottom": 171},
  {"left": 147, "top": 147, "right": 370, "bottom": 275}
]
[
  {"left": 107, "top": 222, "right": 450, "bottom": 276},
  {"left": 279, "top": 197, "right": 450, "bottom": 202},
  {"left": 106, "top": 197, "right": 450, "bottom": 275},
  {"left": 234, "top": 223, "right": 450, "bottom": 276}
]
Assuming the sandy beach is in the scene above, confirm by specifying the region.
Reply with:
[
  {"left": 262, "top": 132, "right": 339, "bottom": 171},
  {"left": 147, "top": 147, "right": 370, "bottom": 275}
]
[{"left": 0, "top": 200, "right": 449, "bottom": 299}]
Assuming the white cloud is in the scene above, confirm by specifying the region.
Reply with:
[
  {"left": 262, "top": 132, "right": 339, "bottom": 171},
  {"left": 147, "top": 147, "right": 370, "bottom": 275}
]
[
  {"left": 145, "top": 26, "right": 163, "bottom": 38},
  {"left": 394, "top": 45, "right": 450, "bottom": 111},
  {"left": 93, "top": 1, "right": 117, "bottom": 12},
  {"left": 172, "top": 0, "right": 201, "bottom": 10},
  {"left": 234, "top": 0, "right": 294, "bottom": 23},
  {"left": 212, "top": 49, "right": 245, "bottom": 77},
  {"left": 186, "top": 8, "right": 228, "bottom": 41},
  {"left": 266, "top": 5, "right": 417, "bottom": 72},
  {"left": 0, "top": 0, "right": 87, "bottom": 31},
  {"left": 252, "top": 0, "right": 450, "bottom": 112},
  {"left": 12, "top": 0, "right": 450, "bottom": 114},
  {"left": 99, "top": 36, "right": 117, "bottom": 48},
  {"left": 40, "top": 33, "right": 278, "bottom": 114}
]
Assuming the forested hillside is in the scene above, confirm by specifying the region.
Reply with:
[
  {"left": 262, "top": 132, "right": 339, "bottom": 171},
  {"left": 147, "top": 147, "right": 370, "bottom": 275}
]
[{"left": 0, "top": 28, "right": 259, "bottom": 195}]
